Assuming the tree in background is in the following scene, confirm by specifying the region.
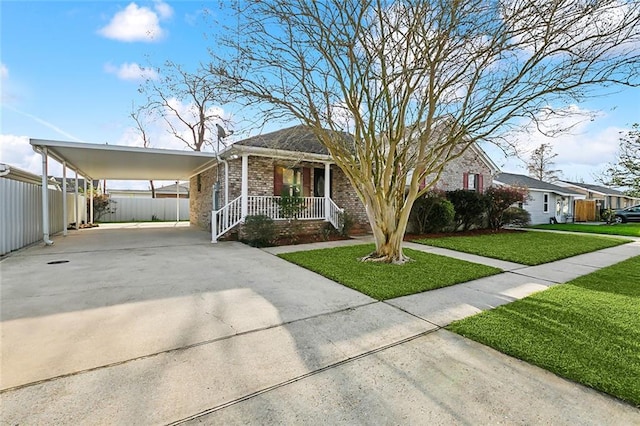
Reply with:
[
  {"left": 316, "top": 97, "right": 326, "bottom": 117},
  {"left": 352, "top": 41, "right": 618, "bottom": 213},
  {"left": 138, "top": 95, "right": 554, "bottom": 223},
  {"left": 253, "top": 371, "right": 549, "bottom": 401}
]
[
  {"left": 527, "top": 143, "right": 561, "bottom": 182},
  {"left": 211, "top": 0, "right": 640, "bottom": 263},
  {"left": 130, "top": 104, "right": 156, "bottom": 197},
  {"left": 600, "top": 124, "right": 640, "bottom": 197},
  {"left": 140, "top": 61, "right": 228, "bottom": 152}
]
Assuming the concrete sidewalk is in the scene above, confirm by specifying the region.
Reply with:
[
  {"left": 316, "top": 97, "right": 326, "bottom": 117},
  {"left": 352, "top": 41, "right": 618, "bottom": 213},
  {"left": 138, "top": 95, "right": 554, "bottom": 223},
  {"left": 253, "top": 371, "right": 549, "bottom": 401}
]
[{"left": 2, "top": 228, "right": 639, "bottom": 424}]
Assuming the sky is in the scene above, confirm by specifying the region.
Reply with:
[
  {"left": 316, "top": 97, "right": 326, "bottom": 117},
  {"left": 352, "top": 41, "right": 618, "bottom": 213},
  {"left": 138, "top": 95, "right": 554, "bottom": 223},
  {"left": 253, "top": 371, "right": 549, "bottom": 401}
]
[{"left": 1, "top": 0, "right": 639, "bottom": 190}]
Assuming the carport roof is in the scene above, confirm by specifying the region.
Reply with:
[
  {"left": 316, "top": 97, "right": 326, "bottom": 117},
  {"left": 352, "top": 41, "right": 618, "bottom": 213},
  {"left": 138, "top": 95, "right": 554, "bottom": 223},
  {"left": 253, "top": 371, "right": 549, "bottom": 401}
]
[{"left": 30, "top": 139, "right": 219, "bottom": 180}]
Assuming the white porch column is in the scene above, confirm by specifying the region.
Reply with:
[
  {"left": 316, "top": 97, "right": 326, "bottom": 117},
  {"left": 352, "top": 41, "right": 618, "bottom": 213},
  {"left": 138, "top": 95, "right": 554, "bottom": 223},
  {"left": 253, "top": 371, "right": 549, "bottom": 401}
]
[
  {"left": 74, "top": 171, "right": 79, "bottom": 230},
  {"left": 62, "top": 162, "right": 68, "bottom": 236},
  {"left": 40, "top": 147, "right": 53, "bottom": 245},
  {"left": 241, "top": 154, "right": 249, "bottom": 219},
  {"left": 89, "top": 179, "right": 94, "bottom": 224},
  {"left": 324, "top": 162, "right": 331, "bottom": 220}
]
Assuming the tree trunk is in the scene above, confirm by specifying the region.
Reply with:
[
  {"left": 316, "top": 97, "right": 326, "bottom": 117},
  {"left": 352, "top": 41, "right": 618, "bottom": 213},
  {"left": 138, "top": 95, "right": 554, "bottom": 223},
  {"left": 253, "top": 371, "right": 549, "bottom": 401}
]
[
  {"left": 150, "top": 180, "right": 156, "bottom": 198},
  {"left": 361, "top": 189, "right": 416, "bottom": 264}
]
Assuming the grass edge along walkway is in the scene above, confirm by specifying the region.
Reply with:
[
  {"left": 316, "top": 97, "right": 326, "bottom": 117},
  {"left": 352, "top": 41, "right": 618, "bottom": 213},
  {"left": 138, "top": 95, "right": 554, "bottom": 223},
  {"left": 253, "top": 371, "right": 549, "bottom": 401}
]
[
  {"left": 448, "top": 255, "right": 640, "bottom": 408},
  {"left": 278, "top": 243, "right": 501, "bottom": 300},
  {"left": 531, "top": 223, "right": 640, "bottom": 238},
  {"left": 414, "top": 231, "right": 630, "bottom": 265}
]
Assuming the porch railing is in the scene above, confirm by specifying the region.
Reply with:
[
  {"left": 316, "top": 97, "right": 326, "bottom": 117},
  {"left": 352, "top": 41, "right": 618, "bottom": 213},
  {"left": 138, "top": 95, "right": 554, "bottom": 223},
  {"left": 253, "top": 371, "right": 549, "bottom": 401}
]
[
  {"left": 327, "top": 198, "right": 344, "bottom": 231},
  {"left": 212, "top": 195, "right": 344, "bottom": 243},
  {"left": 247, "top": 196, "right": 326, "bottom": 220},
  {"left": 212, "top": 196, "right": 242, "bottom": 242}
]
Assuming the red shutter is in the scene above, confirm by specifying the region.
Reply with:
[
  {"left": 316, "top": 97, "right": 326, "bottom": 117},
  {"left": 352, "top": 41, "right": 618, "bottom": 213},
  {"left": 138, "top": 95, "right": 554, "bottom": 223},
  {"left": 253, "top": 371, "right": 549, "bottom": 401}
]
[
  {"left": 303, "top": 167, "right": 311, "bottom": 197},
  {"left": 477, "top": 174, "right": 484, "bottom": 193},
  {"left": 463, "top": 172, "right": 469, "bottom": 190},
  {"left": 274, "top": 166, "right": 283, "bottom": 196}
]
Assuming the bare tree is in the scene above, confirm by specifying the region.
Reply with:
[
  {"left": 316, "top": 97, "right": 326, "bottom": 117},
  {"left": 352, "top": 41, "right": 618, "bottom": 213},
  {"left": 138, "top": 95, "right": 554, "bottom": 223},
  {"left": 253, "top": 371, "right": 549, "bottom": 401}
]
[
  {"left": 527, "top": 143, "right": 561, "bottom": 182},
  {"left": 140, "top": 60, "right": 227, "bottom": 152},
  {"left": 130, "top": 104, "right": 156, "bottom": 197},
  {"left": 600, "top": 123, "right": 640, "bottom": 197},
  {"left": 210, "top": 0, "right": 640, "bottom": 263}
]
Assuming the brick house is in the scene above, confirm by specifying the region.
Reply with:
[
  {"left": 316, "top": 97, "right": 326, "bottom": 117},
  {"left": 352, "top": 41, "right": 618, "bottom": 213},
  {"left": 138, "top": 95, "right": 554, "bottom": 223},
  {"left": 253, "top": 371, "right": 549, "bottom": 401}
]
[{"left": 190, "top": 125, "right": 499, "bottom": 241}]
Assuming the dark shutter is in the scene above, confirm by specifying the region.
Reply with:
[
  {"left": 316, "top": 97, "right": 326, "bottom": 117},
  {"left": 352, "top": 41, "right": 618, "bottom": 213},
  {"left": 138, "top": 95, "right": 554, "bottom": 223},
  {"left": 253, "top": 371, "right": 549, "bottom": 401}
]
[
  {"left": 303, "top": 167, "right": 311, "bottom": 197},
  {"left": 463, "top": 172, "right": 469, "bottom": 190},
  {"left": 477, "top": 174, "right": 484, "bottom": 193},
  {"left": 274, "top": 166, "right": 283, "bottom": 196}
]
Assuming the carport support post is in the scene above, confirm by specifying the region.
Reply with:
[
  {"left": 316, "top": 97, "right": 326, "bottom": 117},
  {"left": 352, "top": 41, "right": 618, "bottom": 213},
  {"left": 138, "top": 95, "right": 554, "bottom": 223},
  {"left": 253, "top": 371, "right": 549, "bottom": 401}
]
[
  {"left": 39, "top": 147, "right": 53, "bottom": 245},
  {"left": 62, "top": 162, "right": 68, "bottom": 236},
  {"left": 324, "top": 162, "right": 330, "bottom": 220},
  {"left": 241, "top": 154, "right": 248, "bottom": 219},
  {"left": 176, "top": 180, "right": 180, "bottom": 222},
  {"left": 74, "top": 171, "right": 79, "bottom": 230},
  {"left": 89, "top": 179, "right": 94, "bottom": 224},
  {"left": 83, "top": 178, "right": 87, "bottom": 225}
]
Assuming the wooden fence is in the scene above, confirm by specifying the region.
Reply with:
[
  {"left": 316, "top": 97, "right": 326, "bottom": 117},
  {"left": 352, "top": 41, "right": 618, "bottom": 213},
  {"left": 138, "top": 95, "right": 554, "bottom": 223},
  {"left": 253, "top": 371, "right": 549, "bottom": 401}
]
[{"left": 574, "top": 200, "right": 596, "bottom": 222}]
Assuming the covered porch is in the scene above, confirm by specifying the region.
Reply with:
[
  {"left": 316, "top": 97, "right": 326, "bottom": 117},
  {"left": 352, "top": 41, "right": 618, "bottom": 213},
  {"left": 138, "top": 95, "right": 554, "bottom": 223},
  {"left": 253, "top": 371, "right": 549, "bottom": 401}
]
[{"left": 210, "top": 152, "right": 344, "bottom": 242}]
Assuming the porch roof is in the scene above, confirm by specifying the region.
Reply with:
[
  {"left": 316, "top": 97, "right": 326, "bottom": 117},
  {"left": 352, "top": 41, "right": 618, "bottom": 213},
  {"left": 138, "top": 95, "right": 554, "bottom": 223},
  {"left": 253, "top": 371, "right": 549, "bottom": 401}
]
[{"left": 30, "top": 139, "right": 219, "bottom": 180}]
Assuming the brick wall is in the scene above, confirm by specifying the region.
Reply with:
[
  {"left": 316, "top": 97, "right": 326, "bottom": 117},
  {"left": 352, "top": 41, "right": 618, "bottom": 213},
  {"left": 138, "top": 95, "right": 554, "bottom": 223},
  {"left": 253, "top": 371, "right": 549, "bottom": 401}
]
[
  {"left": 427, "top": 147, "right": 494, "bottom": 192},
  {"left": 191, "top": 149, "right": 494, "bottom": 233}
]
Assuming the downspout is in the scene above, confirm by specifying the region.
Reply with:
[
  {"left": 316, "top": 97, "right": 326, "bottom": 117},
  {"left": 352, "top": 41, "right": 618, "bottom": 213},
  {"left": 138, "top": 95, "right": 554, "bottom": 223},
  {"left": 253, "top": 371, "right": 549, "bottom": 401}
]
[
  {"left": 223, "top": 159, "right": 229, "bottom": 205},
  {"left": 36, "top": 146, "right": 54, "bottom": 246}
]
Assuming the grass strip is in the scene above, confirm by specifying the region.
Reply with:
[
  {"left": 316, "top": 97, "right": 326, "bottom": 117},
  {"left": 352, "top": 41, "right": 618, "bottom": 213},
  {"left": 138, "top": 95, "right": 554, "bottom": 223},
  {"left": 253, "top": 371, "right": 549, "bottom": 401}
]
[
  {"left": 278, "top": 244, "right": 501, "bottom": 300},
  {"left": 531, "top": 223, "right": 640, "bottom": 237},
  {"left": 448, "top": 256, "right": 640, "bottom": 407},
  {"left": 414, "top": 231, "right": 629, "bottom": 265}
]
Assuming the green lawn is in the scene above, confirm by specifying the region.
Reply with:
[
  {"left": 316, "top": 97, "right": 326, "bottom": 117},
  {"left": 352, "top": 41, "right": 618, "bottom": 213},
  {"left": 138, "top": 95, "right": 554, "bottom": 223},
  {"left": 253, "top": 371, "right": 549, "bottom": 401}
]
[
  {"left": 448, "top": 256, "right": 640, "bottom": 407},
  {"left": 278, "top": 244, "right": 501, "bottom": 300},
  {"left": 414, "top": 231, "right": 629, "bottom": 265},
  {"left": 531, "top": 223, "right": 640, "bottom": 237}
]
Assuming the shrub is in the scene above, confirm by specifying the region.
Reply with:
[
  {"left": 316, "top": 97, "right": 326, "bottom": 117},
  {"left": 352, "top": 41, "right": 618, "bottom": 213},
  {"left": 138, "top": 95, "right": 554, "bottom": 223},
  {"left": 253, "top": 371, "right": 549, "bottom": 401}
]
[
  {"left": 242, "top": 215, "right": 276, "bottom": 247},
  {"left": 502, "top": 207, "right": 531, "bottom": 227},
  {"left": 409, "top": 191, "right": 455, "bottom": 234},
  {"left": 89, "top": 194, "right": 116, "bottom": 221},
  {"left": 277, "top": 193, "right": 306, "bottom": 218},
  {"left": 446, "top": 189, "right": 488, "bottom": 231},
  {"left": 484, "top": 186, "right": 529, "bottom": 229},
  {"left": 338, "top": 211, "right": 355, "bottom": 237}
]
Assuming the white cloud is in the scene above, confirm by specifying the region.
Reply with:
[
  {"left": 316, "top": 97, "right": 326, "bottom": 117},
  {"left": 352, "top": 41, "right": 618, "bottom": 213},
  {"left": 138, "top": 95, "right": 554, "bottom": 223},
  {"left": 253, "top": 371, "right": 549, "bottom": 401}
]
[
  {"left": 98, "top": 1, "right": 173, "bottom": 42},
  {"left": 153, "top": 0, "right": 173, "bottom": 20},
  {"left": 104, "top": 62, "right": 158, "bottom": 81},
  {"left": 0, "top": 63, "right": 8, "bottom": 79},
  {"left": 0, "top": 134, "right": 62, "bottom": 176},
  {"left": 488, "top": 105, "right": 622, "bottom": 182}
]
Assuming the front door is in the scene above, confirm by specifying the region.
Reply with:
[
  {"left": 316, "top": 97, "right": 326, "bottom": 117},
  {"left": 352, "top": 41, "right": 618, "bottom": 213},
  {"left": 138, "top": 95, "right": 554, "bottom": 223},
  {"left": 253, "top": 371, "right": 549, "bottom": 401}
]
[{"left": 313, "top": 168, "right": 332, "bottom": 197}]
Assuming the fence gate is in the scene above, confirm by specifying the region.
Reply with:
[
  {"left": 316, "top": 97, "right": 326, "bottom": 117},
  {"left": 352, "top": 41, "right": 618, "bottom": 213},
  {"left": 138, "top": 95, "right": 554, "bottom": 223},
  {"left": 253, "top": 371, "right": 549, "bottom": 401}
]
[{"left": 574, "top": 200, "right": 596, "bottom": 222}]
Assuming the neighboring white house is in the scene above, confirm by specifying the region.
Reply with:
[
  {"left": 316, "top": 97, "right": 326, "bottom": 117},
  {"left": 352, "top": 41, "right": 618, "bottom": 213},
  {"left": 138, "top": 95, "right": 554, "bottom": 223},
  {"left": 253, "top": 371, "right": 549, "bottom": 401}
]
[
  {"left": 555, "top": 181, "right": 639, "bottom": 210},
  {"left": 494, "top": 172, "right": 585, "bottom": 225}
]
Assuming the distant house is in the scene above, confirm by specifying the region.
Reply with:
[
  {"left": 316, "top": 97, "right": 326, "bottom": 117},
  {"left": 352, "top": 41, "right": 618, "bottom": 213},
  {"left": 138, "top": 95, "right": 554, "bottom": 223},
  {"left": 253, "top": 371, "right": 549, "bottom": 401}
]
[
  {"left": 190, "top": 125, "right": 499, "bottom": 241},
  {"left": 555, "top": 181, "right": 638, "bottom": 210},
  {"left": 494, "top": 172, "right": 584, "bottom": 225}
]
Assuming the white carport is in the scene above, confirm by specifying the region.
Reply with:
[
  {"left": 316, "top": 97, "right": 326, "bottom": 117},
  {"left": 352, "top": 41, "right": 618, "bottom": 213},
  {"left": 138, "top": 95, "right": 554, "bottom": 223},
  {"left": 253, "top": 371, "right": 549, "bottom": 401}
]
[{"left": 30, "top": 139, "right": 219, "bottom": 245}]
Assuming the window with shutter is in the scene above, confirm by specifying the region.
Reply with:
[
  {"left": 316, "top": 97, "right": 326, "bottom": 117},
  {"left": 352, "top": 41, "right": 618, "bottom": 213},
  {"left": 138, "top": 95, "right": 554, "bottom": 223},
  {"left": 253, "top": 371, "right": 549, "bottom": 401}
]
[{"left": 274, "top": 166, "right": 304, "bottom": 196}]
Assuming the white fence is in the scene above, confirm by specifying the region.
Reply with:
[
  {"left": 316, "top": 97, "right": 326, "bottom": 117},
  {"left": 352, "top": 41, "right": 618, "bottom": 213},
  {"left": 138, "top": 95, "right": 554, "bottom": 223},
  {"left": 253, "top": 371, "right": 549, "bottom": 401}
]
[
  {"left": 1, "top": 178, "right": 86, "bottom": 256},
  {"left": 99, "top": 197, "right": 190, "bottom": 222}
]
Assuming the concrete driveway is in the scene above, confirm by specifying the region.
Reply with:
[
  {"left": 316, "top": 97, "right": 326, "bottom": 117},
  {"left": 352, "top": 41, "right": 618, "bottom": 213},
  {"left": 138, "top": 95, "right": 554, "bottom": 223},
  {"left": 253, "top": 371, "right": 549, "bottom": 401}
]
[{"left": 1, "top": 224, "right": 638, "bottom": 424}]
